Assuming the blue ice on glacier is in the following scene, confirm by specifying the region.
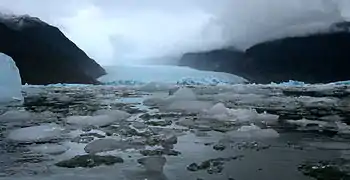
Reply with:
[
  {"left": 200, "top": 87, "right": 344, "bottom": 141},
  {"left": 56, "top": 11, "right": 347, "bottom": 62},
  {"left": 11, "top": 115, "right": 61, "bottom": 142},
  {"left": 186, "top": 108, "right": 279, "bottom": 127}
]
[
  {"left": 98, "top": 65, "right": 247, "bottom": 85},
  {"left": 0, "top": 53, "right": 23, "bottom": 105}
]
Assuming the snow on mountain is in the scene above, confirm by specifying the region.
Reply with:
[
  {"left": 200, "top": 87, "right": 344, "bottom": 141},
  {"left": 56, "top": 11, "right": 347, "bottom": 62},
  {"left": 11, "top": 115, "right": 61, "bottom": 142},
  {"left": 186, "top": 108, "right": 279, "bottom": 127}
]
[{"left": 0, "top": 53, "right": 23, "bottom": 105}]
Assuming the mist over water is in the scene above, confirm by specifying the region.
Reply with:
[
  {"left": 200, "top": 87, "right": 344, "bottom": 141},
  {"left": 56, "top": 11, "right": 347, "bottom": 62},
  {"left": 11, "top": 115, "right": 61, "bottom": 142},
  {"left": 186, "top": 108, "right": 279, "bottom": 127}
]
[{"left": 0, "top": 0, "right": 349, "bottom": 65}]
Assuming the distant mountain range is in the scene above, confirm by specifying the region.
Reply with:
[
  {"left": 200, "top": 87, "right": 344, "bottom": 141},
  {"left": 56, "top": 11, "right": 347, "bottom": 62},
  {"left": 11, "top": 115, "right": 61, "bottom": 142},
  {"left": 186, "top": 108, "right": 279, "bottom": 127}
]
[{"left": 179, "top": 21, "right": 350, "bottom": 84}]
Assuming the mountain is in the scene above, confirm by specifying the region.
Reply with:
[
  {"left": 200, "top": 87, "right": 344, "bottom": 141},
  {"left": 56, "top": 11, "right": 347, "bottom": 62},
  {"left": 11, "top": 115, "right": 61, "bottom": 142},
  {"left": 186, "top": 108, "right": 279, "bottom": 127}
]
[
  {"left": 179, "top": 22, "right": 350, "bottom": 84},
  {"left": 0, "top": 14, "right": 106, "bottom": 85}
]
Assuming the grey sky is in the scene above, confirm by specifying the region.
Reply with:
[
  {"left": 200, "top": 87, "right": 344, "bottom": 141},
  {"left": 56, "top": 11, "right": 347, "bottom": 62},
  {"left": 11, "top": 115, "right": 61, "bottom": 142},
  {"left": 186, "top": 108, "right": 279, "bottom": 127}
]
[{"left": 0, "top": 0, "right": 348, "bottom": 65}]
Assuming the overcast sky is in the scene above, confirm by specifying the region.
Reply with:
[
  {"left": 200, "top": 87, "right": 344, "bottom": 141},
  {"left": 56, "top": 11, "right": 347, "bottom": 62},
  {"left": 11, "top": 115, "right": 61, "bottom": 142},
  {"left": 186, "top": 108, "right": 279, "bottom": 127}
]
[{"left": 0, "top": 0, "right": 349, "bottom": 65}]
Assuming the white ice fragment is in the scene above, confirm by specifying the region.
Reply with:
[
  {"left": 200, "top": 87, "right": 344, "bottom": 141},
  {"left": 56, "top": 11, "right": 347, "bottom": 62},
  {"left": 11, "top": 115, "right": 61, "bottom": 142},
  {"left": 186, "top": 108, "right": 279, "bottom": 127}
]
[
  {"left": 84, "top": 139, "right": 143, "bottom": 154},
  {"left": 207, "top": 103, "right": 230, "bottom": 116},
  {"left": 143, "top": 97, "right": 166, "bottom": 107},
  {"left": 298, "top": 96, "right": 338, "bottom": 107},
  {"left": 170, "top": 88, "right": 196, "bottom": 101},
  {"left": 320, "top": 115, "right": 344, "bottom": 122},
  {"left": 138, "top": 156, "right": 167, "bottom": 173},
  {"left": 165, "top": 135, "right": 177, "bottom": 144},
  {"left": 226, "top": 124, "right": 280, "bottom": 139},
  {"left": 256, "top": 112, "right": 280, "bottom": 125},
  {"left": 336, "top": 122, "right": 350, "bottom": 134},
  {"left": 0, "top": 53, "right": 23, "bottom": 105},
  {"left": 230, "top": 109, "right": 259, "bottom": 122},
  {"left": 29, "top": 144, "right": 69, "bottom": 155},
  {"left": 57, "top": 95, "right": 72, "bottom": 102},
  {"left": 162, "top": 100, "right": 213, "bottom": 113},
  {"left": 177, "top": 118, "right": 196, "bottom": 127},
  {"left": 132, "top": 121, "right": 147, "bottom": 129},
  {"left": 67, "top": 115, "right": 112, "bottom": 127},
  {"left": 67, "top": 110, "right": 130, "bottom": 127},
  {"left": 0, "top": 110, "right": 32, "bottom": 121},
  {"left": 238, "top": 124, "right": 261, "bottom": 131},
  {"left": 286, "top": 119, "right": 328, "bottom": 127},
  {"left": 201, "top": 103, "right": 274, "bottom": 123},
  {"left": 8, "top": 124, "right": 63, "bottom": 143},
  {"left": 84, "top": 139, "right": 122, "bottom": 154},
  {"left": 93, "top": 109, "right": 131, "bottom": 120}
]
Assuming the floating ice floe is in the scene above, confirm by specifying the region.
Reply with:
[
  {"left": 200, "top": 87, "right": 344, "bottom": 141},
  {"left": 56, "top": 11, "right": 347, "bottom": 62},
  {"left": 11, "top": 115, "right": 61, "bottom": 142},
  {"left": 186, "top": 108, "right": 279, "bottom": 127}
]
[
  {"left": 170, "top": 87, "right": 197, "bottom": 101},
  {"left": 225, "top": 124, "right": 280, "bottom": 139},
  {"left": 200, "top": 103, "right": 279, "bottom": 124},
  {"left": 84, "top": 139, "right": 144, "bottom": 154},
  {"left": 144, "top": 87, "right": 214, "bottom": 113},
  {"left": 138, "top": 156, "right": 167, "bottom": 173},
  {"left": 161, "top": 100, "right": 213, "bottom": 113},
  {"left": 286, "top": 119, "right": 329, "bottom": 128},
  {"left": 298, "top": 96, "right": 338, "bottom": 108},
  {"left": 7, "top": 124, "right": 63, "bottom": 143},
  {"left": 29, "top": 144, "right": 69, "bottom": 155},
  {"left": 0, "top": 110, "right": 32, "bottom": 122},
  {"left": 67, "top": 110, "right": 130, "bottom": 127}
]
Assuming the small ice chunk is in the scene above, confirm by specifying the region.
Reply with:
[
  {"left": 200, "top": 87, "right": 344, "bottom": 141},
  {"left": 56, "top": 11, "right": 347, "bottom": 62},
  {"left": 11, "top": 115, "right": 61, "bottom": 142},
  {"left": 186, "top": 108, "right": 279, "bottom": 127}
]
[
  {"left": 320, "top": 115, "right": 344, "bottom": 122},
  {"left": 8, "top": 124, "right": 63, "bottom": 143},
  {"left": 67, "top": 110, "right": 130, "bottom": 127},
  {"left": 138, "top": 156, "right": 167, "bottom": 173},
  {"left": 30, "top": 144, "right": 69, "bottom": 155},
  {"left": 161, "top": 135, "right": 178, "bottom": 149},
  {"left": 67, "top": 115, "right": 113, "bottom": 127},
  {"left": 286, "top": 119, "right": 328, "bottom": 127},
  {"left": 170, "top": 88, "right": 196, "bottom": 100},
  {"left": 177, "top": 118, "right": 196, "bottom": 127},
  {"left": 162, "top": 100, "right": 213, "bottom": 113},
  {"left": 57, "top": 95, "right": 72, "bottom": 102},
  {"left": 84, "top": 139, "right": 123, "bottom": 154},
  {"left": 132, "top": 122, "right": 147, "bottom": 129},
  {"left": 238, "top": 124, "right": 261, "bottom": 131},
  {"left": 230, "top": 109, "right": 259, "bottom": 122},
  {"left": 84, "top": 139, "right": 143, "bottom": 154},
  {"left": 207, "top": 103, "right": 230, "bottom": 116},
  {"left": 0, "top": 110, "right": 32, "bottom": 121},
  {"left": 226, "top": 124, "right": 280, "bottom": 139},
  {"left": 143, "top": 97, "right": 165, "bottom": 107},
  {"left": 93, "top": 109, "right": 131, "bottom": 120},
  {"left": 163, "top": 135, "right": 177, "bottom": 145},
  {"left": 336, "top": 122, "right": 350, "bottom": 134},
  {"left": 298, "top": 96, "right": 338, "bottom": 107},
  {"left": 256, "top": 112, "right": 279, "bottom": 125}
]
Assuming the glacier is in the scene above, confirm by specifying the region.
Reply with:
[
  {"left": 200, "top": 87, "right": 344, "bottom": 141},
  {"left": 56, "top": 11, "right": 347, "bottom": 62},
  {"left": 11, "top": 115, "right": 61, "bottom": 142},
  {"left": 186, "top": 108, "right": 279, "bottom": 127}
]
[
  {"left": 98, "top": 65, "right": 247, "bottom": 85},
  {"left": 0, "top": 53, "right": 23, "bottom": 105}
]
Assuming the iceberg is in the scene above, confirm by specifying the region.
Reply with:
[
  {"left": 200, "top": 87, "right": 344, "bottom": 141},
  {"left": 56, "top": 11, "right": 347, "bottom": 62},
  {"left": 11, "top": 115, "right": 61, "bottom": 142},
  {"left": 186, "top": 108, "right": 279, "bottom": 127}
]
[{"left": 0, "top": 53, "right": 23, "bottom": 104}]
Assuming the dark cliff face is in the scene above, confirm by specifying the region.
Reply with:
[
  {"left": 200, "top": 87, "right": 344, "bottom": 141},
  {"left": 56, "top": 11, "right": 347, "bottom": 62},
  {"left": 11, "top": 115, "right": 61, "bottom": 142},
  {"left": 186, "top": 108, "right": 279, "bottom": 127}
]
[
  {"left": 179, "top": 30, "right": 350, "bottom": 84},
  {"left": 179, "top": 49, "right": 248, "bottom": 76},
  {"left": 0, "top": 15, "right": 106, "bottom": 85},
  {"left": 245, "top": 31, "right": 350, "bottom": 83}
]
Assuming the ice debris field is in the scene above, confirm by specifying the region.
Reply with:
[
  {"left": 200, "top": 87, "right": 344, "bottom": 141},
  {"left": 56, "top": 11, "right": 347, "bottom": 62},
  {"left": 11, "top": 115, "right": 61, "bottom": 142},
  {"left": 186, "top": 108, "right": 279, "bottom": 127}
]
[
  {"left": 0, "top": 81, "right": 350, "bottom": 180},
  {"left": 1, "top": 56, "right": 350, "bottom": 179}
]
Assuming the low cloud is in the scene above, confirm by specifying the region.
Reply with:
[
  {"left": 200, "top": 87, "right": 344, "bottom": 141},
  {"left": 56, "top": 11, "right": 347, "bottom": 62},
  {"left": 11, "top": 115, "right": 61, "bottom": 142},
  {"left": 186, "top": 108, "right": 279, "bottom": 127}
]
[{"left": 0, "top": 0, "right": 348, "bottom": 65}]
